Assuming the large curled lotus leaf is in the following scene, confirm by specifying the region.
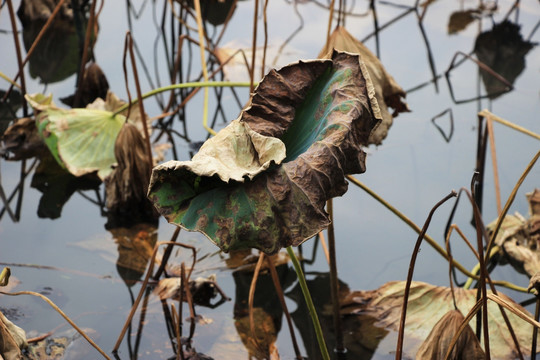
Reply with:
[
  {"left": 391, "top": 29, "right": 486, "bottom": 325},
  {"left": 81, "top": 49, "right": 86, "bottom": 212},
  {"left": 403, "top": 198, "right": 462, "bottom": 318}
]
[
  {"left": 319, "top": 26, "right": 410, "bottom": 145},
  {"left": 148, "top": 50, "right": 381, "bottom": 254},
  {"left": 26, "top": 93, "right": 126, "bottom": 180},
  {"left": 344, "top": 281, "right": 537, "bottom": 359}
]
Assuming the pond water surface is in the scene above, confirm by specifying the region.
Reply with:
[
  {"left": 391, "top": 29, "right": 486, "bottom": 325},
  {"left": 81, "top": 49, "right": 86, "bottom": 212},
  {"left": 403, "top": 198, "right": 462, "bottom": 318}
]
[{"left": 1, "top": 0, "right": 540, "bottom": 359}]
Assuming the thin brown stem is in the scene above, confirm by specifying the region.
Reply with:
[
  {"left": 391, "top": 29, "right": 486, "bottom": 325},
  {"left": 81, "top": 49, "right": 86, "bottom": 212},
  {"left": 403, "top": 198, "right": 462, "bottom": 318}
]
[
  {"left": 479, "top": 109, "right": 540, "bottom": 140},
  {"left": 3, "top": 0, "right": 66, "bottom": 104},
  {"left": 0, "top": 180, "right": 17, "bottom": 222},
  {"left": 266, "top": 254, "right": 303, "bottom": 359},
  {"left": 469, "top": 186, "right": 491, "bottom": 359},
  {"left": 179, "top": 264, "right": 186, "bottom": 359},
  {"left": 462, "top": 189, "right": 523, "bottom": 359},
  {"left": 319, "top": 231, "right": 330, "bottom": 265},
  {"left": 261, "top": 0, "right": 269, "bottom": 80},
  {"left": 113, "top": 241, "right": 193, "bottom": 352},
  {"left": 126, "top": 32, "right": 153, "bottom": 171},
  {"left": 214, "top": 0, "right": 238, "bottom": 46},
  {"left": 14, "top": 160, "right": 26, "bottom": 221},
  {"left": 486, "top": 149, "right": 540, "bottom": 260},
  {"left": 486, "top": 118, "right": 502, "bottom": 215},
  {"left": 250, "top": 0, "right": 259, "bottom": 93},
  {"left": 181, "top": 263, "right": 196, "bottom": 341},
  {"left": 248, "top": 252, "right": 266, "bottom": 355},
  {"left": 0, "top": 291, "right": 111, "bottom": 359},
  {"left": 74, "top": 0, "right": 98, "bottom": 107},
  {"left": 152, "top": 227, "right": 181, "bottom": 280},
  {"left": 327, "top": 0, "right": 336, "bottom": 40},
  {"left": 6, "top": 0, "right": 28, "bottom": 116},
  {"left": 170, "top": 303, "right": 183, "bottom": 360},
  {"left": 327, "top": 199, "right": 345, "bottom": 353},
  {"left": 533, "top": 297, "right": 540, "bottom": 360},
  {"left": 395, "top": 190, "right": 457, "bottom": 360},
  {"left": 27, "top": 331, "right": 53, "bottom": 343}
]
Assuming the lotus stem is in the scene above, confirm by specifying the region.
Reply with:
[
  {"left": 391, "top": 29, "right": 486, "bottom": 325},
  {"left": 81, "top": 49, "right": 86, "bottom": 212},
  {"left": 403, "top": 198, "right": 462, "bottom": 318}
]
[
  {"left": 0, "top": 70, "right": 20, "bottom": 89},
  {"left": 479, "top": 109, "right": 540, "bottom": 141},
  {"left": 395, "top": 190, "right": 457, "bottom": 360},
  {"left": 286, "top": 246, "right": 330, "bottom": 360},
  {"left": 266, "top": 254, "right": 303, "bottom": 359},
  {"left": 193, "top": 0, "right": 215, "bottom": 136},
  {"left": 249, "top": 0, "right": 259, "bottom": 94},
  {"left": 532, "top": 297, "right": 540, "bottom": 360},
  {"left": 485, "top": 149, "right": 540, "bottom": 260},
  {"left": 485, "top": 118, "right": 502, "bottom": 215},
  {"left": 125, "top": 32, "right": 153, "bottom": 171},
  {"left": 463, "top": 246, "right": 499, "bottom": 290},
  {"left": 112, "top": 81, "right": 252, "bottom": 117},
  {"left": 327, "top": 199, "right": 345, "bottom": 354}
]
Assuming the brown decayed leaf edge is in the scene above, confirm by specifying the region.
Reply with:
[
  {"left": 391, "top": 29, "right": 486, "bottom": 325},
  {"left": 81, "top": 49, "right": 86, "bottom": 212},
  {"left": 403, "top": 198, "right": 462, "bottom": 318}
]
[{"left": 319, "top": 26, "right": 410, "bottom": 145}]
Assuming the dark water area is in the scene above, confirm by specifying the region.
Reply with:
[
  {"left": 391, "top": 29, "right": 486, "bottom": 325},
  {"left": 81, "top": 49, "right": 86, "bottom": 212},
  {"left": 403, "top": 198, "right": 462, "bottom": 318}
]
[{"left": 1, "top": 0, "right": 539, "bottom": 359}]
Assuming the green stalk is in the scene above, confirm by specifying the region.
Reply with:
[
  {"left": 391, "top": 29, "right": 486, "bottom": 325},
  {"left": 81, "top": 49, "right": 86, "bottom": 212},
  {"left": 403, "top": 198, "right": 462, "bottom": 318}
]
[
  {"left": 112, "top": 81, "right": 252, "bottom": 116},
  {"left": 286, "top": 246, "right": 330, "bottom": 360},
  {"left": 463, "top": 246, "right": 506, "bottom": 290}
]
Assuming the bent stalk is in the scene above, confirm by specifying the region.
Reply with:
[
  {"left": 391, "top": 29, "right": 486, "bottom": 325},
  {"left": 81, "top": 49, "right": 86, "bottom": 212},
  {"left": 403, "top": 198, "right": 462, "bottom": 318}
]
[{"left": 113, "top": 81, "right": 252, "bottom": 116}]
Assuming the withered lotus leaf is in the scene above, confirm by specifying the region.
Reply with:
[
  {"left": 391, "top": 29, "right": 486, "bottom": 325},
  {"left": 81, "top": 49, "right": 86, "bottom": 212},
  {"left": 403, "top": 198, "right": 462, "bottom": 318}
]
[
  {"left": 488, "top": 189, "right": 540, "bottom": 278},
  {"left": 416, "top": 309, "right": 484, "bottom": 360},
  {"left": 2, "top": 116, "right": 46, "bottom": 160},
  {"left": 0, "top": 310, "right": 27, "bottom": 359},
  {"left": 319, "top": 26, "right": 410, "bottom": 145},
  {"left": 148, "top": 50, "right": 381, "bottom": 254},
  {"left": 346, "top": 281, "right": 536, "bottom": 359},
  {"left": 447, "top": 10, "right": 479, "bottom": 34}
]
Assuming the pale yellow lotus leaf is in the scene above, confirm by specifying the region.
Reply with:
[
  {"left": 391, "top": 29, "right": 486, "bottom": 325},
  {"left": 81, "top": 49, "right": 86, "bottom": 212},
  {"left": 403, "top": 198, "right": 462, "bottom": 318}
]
[
  {"left": 155, "top": 119, "right": 286, "bottom": 184},
  {"left": 86, "top": 90, "right": 151, "bottom": 135},
  {"left": 349, "top": 281, "right": 537, "bottom": 359}
]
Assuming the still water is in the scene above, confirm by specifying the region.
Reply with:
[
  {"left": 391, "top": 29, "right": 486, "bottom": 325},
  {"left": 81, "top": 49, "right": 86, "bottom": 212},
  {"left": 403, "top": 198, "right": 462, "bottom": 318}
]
[{"left": 1, "top": 0, "right": 539, "bottom": 359}]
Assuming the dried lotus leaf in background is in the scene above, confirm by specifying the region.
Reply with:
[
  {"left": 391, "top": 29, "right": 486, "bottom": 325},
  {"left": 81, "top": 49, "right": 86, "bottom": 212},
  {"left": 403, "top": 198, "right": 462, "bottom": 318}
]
[{"left": 318, "top": 26, "right": 410, "bottom": 145}]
